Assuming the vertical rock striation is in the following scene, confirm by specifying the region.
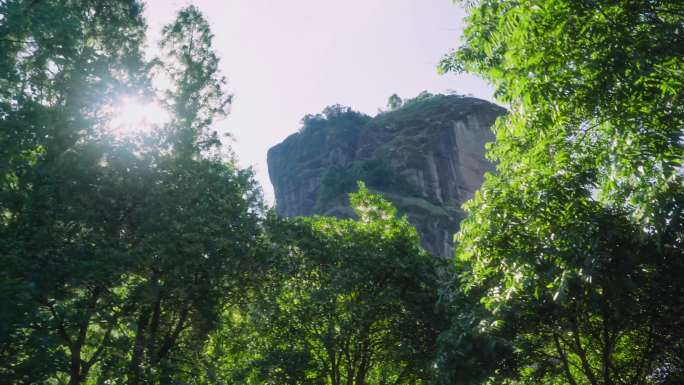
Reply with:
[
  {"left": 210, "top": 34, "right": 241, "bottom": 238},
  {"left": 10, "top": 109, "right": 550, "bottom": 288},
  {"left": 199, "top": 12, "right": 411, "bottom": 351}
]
[{"left": 268, "top": 95, "right": 506, "bottom": 257}]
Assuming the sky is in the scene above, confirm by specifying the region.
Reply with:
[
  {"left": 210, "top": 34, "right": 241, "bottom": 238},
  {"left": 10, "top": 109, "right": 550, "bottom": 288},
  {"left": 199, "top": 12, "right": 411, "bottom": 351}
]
[{"left": 143, "top": 0, "right": 494, "bottom": 204}]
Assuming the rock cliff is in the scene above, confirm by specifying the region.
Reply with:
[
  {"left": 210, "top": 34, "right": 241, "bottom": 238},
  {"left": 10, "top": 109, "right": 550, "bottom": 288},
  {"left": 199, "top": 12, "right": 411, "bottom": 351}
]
[{"left": 268, "top": 94, "right": 506, "bottom": 257}]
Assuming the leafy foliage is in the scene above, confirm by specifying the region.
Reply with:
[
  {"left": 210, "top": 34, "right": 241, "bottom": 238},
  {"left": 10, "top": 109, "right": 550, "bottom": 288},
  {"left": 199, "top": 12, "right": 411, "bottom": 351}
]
[
  {"left": 438, "top": 1, "right": 684, "bottom": 384},
  {"left": 5, "top": 0, "right": 681, "bottom": 384},
  {"left": 0, "top": 3, "right": 264, "bottom": 385},
  {"left": 318, "top": 160, "right": 411, "bottom": 208},
  {"left": 0, "top": 5, "right": 449, "bottom": 385},
  {"left": 157, "top": 5, "right": 232, "bottom": 156},
  {"left": 212, "top": 184, "right": 446, "bottom": 385},
  {"left": 299, "top": 104, "right": 371, "bottom": 135}
]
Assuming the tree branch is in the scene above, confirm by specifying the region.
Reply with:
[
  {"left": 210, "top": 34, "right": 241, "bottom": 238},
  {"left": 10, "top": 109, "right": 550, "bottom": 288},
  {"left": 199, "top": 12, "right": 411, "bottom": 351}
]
[
  {"left": 155, "top": 305, "right": 190, "bottom": 363},
  {"left": 47, "top": 302, "right": 73, "bottom": 347},
  {"left": 569, "top": 311, "right": 599, "bottom": 385},
  {"left": 553, "top": 333, "right": 579, "bottom": 385}
]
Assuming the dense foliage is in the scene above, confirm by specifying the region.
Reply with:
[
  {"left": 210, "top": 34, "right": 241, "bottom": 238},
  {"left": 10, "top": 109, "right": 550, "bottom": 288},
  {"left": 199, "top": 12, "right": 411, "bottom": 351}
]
[
  {"left": 299, "top": 105, "right": 371, "bottom": 135},
  {"left": 439, "top": 0, "right": 684, "bottom": 384},
  {"left": 318, "top": 160, "right": 405, "bottom": 208},
  {"left": 0, "top": 3, "right": 445, "bottom": 385},
  {"left": 2, "top": 0, "right": 682, "bottom": 384},
  {"left": 0, "top": 2, "right": 263, "bottom": 384},
  {"left": 207, "top": 184, "right": 446, "bottom": 385}
]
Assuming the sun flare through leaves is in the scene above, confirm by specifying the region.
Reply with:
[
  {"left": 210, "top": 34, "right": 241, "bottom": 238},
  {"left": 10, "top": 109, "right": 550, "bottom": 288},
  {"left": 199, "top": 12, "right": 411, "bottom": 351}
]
[{"left": 107, "top": 95, "right": 169, "bottom": 138}]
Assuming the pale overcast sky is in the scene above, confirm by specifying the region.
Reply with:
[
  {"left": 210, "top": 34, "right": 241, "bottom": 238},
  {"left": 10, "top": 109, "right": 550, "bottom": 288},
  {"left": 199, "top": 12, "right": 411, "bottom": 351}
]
[{"left": 143, "top": 0, "right": 494, "bottom": 204}]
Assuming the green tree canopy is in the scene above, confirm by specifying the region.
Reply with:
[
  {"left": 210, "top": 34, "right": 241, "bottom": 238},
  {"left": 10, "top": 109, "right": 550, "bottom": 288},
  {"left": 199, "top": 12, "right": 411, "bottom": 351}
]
[
  {"left": 211, "top": 184, "right": 447, "bottom": 385},
  {"left": 438, "top": 1, "right": 684, "bottom": 384},
  {"left": 0, "top": 3, "right": 265, "bottom": 385}
]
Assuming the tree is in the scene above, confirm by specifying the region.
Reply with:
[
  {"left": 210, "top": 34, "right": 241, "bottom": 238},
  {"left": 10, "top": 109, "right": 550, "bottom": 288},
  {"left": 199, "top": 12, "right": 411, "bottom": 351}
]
[
  {"left": 1, "top": 1, "right": 149, "bottom": 384},
  {"left": 213, "top": 184, "right": 446, "bottom": 385},
  {"left": 1, "top": 3, "right": 266, "bottom": 385},
  {"left": 90, "top": 6, "right": 265, "bottom": 385},
  {"left": 386, "top": 94, "right": 403, "bottom": 110},
  {"left": 438, "top": 1, "right": 684, "bottom": 384},
  {"left": 108, "top": 153, "right": 263, "bottom": 385},
  {"left": 156, "top": 5, "right": 232, "bottom": 157}
]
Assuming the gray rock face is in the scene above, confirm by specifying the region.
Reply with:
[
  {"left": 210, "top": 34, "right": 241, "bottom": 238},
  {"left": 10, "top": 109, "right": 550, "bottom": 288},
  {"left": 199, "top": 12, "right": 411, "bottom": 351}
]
[{"left": 268, "top": 95, "right": 506, "bottom": 257}]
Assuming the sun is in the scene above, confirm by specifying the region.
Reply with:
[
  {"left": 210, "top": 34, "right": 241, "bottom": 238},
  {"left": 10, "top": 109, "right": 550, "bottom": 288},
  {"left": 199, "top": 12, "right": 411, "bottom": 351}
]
[{"left": 108, "top": 96, "right": 169, "bottom": 137}]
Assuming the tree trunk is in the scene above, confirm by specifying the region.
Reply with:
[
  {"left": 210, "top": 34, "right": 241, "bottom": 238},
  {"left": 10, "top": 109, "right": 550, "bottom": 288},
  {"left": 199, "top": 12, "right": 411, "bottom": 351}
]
[
  {"left": 128, "top": 308, "right": 151, "bottom": 385},
  {"left": 68, "top": 345, "right": 82, "bottom": 385}
]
